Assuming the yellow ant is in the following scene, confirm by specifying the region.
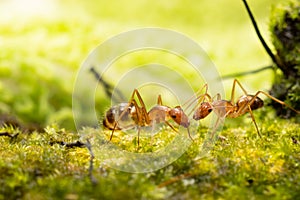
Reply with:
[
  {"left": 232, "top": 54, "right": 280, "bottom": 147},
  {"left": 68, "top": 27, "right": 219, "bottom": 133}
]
[
  {"left": 103, "top": 79, "right": 299, "bottom": 147},
  {"left": 103, "top": 89, "right": 192, "bottom": 148},
  {"left": 190, "top": 79, "right": 300, "bottom": 138},
  {"left": 157, "top": 79, "right": 299, "bottom": 188}
]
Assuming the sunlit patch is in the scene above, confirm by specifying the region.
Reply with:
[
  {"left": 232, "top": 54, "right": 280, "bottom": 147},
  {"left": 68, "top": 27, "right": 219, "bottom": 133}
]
[{"left": 0, "top": 0, "right": 58, "bottom": 20}]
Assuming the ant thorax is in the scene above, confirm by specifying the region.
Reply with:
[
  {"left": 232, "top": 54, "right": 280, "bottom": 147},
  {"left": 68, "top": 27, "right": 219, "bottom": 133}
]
[
  {"left": 211, "top": 100, "right": 235, "bottom": 118},
  {"left": 147, "top": 105, "right": 190, "bottom": 128},
  {"left": 148, "top": 105, "right": 171, "bottom": 124}
]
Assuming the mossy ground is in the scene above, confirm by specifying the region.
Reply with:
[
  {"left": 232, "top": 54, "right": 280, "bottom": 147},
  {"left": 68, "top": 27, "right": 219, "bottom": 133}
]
[
  {"left": 1, "top": 115, "right": 299, "bottom": 199},
  {"left": 0, "top": 0, "right": 299, "bottom": 199}
]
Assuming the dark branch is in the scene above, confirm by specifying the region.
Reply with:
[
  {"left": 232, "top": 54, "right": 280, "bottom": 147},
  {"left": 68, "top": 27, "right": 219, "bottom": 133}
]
[
  {"left": 49, "top": 140, "right": 86, "bottom": 148},
  {"left": 158, "top": 173, "right": 193, "bottom": 188},
  {"left": 222, "top": 65, "right": 273, "bottom": 79},
  {"left": 49, "top": 138, "right": 98, "bottom": 184},
  {"left": 242, "top": 0, "right": 284, "bottom": 70},
  {"left": 90, "top": 67, "right": 112, "bottom": 97},
  {"left": 0, "top": 132, "right": 19, "bottom": 138},
  {"left": 86, "top": 139, "right": 98, "bottom": 185},
  {"left": 0, "top": 132, "right": 12, "bottom": 137},
  {"left": 90, "top": 67, "right": 126, "bottom": 102}
]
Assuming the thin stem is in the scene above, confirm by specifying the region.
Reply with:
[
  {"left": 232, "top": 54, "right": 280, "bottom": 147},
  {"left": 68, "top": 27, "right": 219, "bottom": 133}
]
[
  {"left": 222, "top": 65, "right": 273, "bottom": 79},
  {"left": 86, "top": 139, "right": 98, "bottom": 185},
  {"left": 90, "top": 67, "right": 126, "bottom": 102},
  {"left": 242, "top": 0, "right": 283, "bottom": 69}
]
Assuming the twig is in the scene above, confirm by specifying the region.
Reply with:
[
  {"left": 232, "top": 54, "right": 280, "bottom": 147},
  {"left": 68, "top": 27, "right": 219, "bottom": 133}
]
[
  {"left": 86, "top": 139, "right": 98, "bottom": 185},
  {"left": 222, "top": 65, "right": 273, "bottom": 79},
  {"left": 49, "top": 139, "right": 98, "bottom": 184},
  {"left": 0, "top": 132, "right": 12, "bottom": 137},
  {"left": 90, "top": 67, "right": 126, "bottom": 102},
  {"left": 242, "top": 0, "right": 284, "bottom": 70},
  {"left": 158, "top": 173, "right": 193, "bottom": 188},
  {"left": 0, "top": 132, "right": 19, "bottom": 138},
  {"left": 49, "top": 140, "right": 86, "bottom": 148}
]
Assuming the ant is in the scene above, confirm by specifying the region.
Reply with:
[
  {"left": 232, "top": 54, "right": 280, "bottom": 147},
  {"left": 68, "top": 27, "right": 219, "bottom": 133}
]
[
  {"left": 157, "top": 79, "right": 299, "bottom": 188},
  {"left": 103, "top": 89, "right": 192, "bottom": 149},
  {"left": 191, "top": 79, "right": 300, "bottom": 138}
]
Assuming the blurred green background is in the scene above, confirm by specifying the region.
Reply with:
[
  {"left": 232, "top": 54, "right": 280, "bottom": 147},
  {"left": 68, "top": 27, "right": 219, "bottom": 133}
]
[{"left": 0, "top": 0, "right": 286, "bottom": 130}]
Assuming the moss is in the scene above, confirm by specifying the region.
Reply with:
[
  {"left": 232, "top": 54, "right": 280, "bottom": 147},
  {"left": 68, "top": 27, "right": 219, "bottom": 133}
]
[
  {"left": 0, "top": 116, "right": 299, "bottom": 199},
  {"left": 269, "top": 0, "right": 300, "bottom": 118},
  {"left": 0, "top": 0, "right": 299, "bottom": 199}
]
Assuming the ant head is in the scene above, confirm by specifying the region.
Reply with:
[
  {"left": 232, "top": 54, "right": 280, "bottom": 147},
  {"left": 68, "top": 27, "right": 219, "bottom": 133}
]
[
  {"left": 169, "top": 106, "right": 190, "bottom": 128},
  {"left": 193, "top": 102, "right": 213, "bottom": 120}
]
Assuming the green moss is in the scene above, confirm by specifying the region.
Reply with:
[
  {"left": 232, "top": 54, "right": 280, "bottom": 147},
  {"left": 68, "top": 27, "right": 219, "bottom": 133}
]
[
  {"left": 0, "top": 0, "right": 299, "bottom": 199},
  {"left": 269, "top": 0, "right": 300, "bottom": 118},
  {"left": 1, "top": 116, "right": 299, "bottom": 199}
]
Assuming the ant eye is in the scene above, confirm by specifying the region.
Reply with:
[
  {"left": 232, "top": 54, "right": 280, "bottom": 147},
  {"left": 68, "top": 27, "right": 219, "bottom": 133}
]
[
  {"left": 208, "top": 108, "right": 213, "bottom": 112},
  {"left": 171, "top": 114, "right": 177, "bottom": 119}
]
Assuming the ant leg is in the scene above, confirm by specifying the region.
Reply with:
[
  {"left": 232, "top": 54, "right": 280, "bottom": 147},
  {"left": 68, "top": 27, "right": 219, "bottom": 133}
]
[
  {"left": 131, "top": 89, "right": 156, "bottom": 148},
  {"left": 109, "top": 103, "right": 131, "bottom": 141},
  {"left": 228, "top": 81, "right": 262, "bottom": 137},
  {"left": 230, "top": 79, "right": 249, "bottom": 104},
  {"left": 108, "top": 90, "right": 141, "bottom": 142},
  {"left": 109, "top": 89, "right": 149, "bottom": 143},
  {"left": 209, "top": 115, "right": 225, "bottom": 140},
  {"left": 165, "top": 121, "right": 178, "bottom": 132},
  {"left": 184, "top": 84, "right": 213, "bottom": 117},
  {"left": 157, "top": 93, "right": 194, "bottom": 141},
  {"left": 137, "top": 126, "right": 141, "bottom": 150},
  {"left": 149, "top": 120, "right": 157, "bottom": 146},
  {"left": 237, "top": 90, "right": 298, "bottom": 138},
  {"left": 246, "top": 104, "right": 262, "bottom": 138},
  {"left": 252, "top": 91, "right": 300, "bottom": 114},
  {"left": 165, "top": 121, "right": 194, "bottom": 141},
  {"left": 183, "top": 84, "right": 210, "bottom": 111},
  {"left": 236, "top": 90, "right": 300, "bottom": 118},
  {"left": 229, "top": 80, "right": 264, "bottom": 137},
  {"left": 212, "top": 93, "right": 221, "bottom": 100},
  {"left": 131, "top": 89, "right": 151, "bottom": 124},
  {"left": 157, "top": 95, "right": 163, "bottom": 105},
  {"left": 187, "top": 127, "right": 194, "bottom": 141},
  {"left": 110, "top": 124, "right": 117, "bottom": 141},
  {"left": 130, "top": 99, "right": 148, "bottom": 148},
  {"left": 187, "top": 93, "right": 212, "bottom": 117}
]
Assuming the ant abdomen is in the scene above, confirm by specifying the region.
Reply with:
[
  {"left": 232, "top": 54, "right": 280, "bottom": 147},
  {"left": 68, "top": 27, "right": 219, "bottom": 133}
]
[
  {"left": 236, "top": 95, "right": 264, "bottom": 111},
  {"left": 103, "top": 103, "right": 136, "bottom": 130}
]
